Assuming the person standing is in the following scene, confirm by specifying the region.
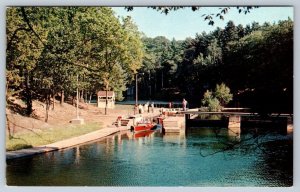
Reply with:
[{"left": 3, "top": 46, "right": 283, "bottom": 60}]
[
  {"left": 144, "top": 102, "right": 149, "bottom": 113},
  {"left": 182, "top": 98, "right": 187, "bottom": 111},
  {"left": 117, "top": 116, "right": 122, "bottom": 127},
  {"left": 151, "top": 102, "right": 154, "bottom": 113},
  {"left": 138, "top": 104, "right": 143, "bottom": 114}
]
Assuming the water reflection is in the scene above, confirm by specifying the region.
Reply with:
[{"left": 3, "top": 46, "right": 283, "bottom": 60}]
[
  {"left": 74, "top": 146, "right": 80, "bottom": 165},
  {"left": 228, "top": 126, "right": 241, "bottom": 139},
  {"left": 163, "top": 131, "right": 186, "bottom": 149},
  {"left": 6, "top": 128, "right": 292, "bottom": 186}
]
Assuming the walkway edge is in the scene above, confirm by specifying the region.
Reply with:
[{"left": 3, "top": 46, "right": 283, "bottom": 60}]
[{"left": 6, "top": 127, "right": 128, "bottom": 160}]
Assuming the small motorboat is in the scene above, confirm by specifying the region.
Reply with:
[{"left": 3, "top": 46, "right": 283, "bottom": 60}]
[
  {"left": 131, "top": 121, "right": 155, "bottom": 132},
  {"left": 134, "top": 130, "right": 154, "bottom": 138}
]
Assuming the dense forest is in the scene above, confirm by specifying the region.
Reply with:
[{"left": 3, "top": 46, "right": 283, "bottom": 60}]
[
  {"left": 6, "top": 7, "right": 293, "bottom": 118},
  {"left": 138, "top": 19, "right": 293, "bottom": 113}
]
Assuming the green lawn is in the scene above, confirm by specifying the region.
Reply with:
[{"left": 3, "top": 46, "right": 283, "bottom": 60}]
[{"left": 6, "top": 122, "right": 103, "bottom": 151}]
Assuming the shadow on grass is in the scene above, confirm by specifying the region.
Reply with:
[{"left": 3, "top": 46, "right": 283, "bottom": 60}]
[
  {"left": 7, "top": 99, "right": 27, "bottom": 116},
  {"left": 8, "top": 144, "right": 33, "bottom": 151},
  {"left": 6, "top": 136, "right": 33, "bottom": 151},
  {"left": 7, "top": 131, "right": 53, "bottom": 151},
  {"left": 7, "top": 99, "right": 40, "bottom": 119}
]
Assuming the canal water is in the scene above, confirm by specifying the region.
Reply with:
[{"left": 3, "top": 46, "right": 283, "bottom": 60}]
[{"left": 6, "top": 128, "right": 292, "bottom": 186}]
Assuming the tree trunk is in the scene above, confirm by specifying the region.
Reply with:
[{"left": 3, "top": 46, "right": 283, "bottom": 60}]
[
  {"left": 85, "top": 90, "right": 88, "bottom": 103},
  {"left": 52, "top": 91, "right": 55, "bottom": 110},
  {"left": 25, "top": 71, "right": 33, "bottom": 116},
  {"left": 89, "top": 92, "right": 92, "bottom": 103},
  {"left": 60, "top": 90, "right": 64, "bottom": 105},
  {"left": 6, "top": 113, "right": 13, "bottom": 139},
  {"left": 45, "top": 92, "right": 50, "bottom": 122},
  {"left": 80, "top": 90, "right": 84, "bottom": 102},
  {"left": 6, "top": 83, "right": 13, "bottom": 139},
  {"left": 72, "top": 95, "right": 75, "bottom": 106}
]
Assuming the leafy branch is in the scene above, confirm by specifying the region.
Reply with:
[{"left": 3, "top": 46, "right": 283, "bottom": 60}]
[{"left": 125, "top": 6, "right": 258, "bottom": 25}]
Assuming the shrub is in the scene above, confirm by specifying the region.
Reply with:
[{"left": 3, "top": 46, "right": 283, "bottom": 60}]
[
  {"left": 208, "top": 97, "right": 221, "bottom": 112},
  {"left": 201, "top": 83, "right": 232, "bottom": 111},
  {"left": 202, "top": 90, "right": 213, "bottom": 106},
  {"left": 215, "top": 83, "right": 233, "bottom": 106}
]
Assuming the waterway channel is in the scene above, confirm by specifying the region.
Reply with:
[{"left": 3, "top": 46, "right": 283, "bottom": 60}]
[{"left": 6, "top": 127, "right": 292, "bottom": 186}]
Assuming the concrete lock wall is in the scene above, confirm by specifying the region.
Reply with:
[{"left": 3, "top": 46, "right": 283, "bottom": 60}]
[{"left": 228, "top": 115, "right": 241, "bottom": 135}]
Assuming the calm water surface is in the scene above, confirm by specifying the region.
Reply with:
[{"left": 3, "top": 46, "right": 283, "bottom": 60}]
[{"left": 6, "top": 128, "right": 293, "bottom": 186}]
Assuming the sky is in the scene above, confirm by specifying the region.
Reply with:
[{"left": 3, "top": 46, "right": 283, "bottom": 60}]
[{"left": 112, "top": 6, "right": 293, "bottom": 40}]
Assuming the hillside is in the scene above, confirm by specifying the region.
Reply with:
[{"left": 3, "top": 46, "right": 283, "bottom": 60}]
[{"left": 6, "top": 97, "right": 134, "bottom": 135}]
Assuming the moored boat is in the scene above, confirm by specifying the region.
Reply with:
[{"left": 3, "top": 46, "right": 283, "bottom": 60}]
[
  {"left": 134, "top": 130, "right": 154, "bottom": 138},
  {"left": 131, "top": 121, "right": 155, "bottom": 132}
]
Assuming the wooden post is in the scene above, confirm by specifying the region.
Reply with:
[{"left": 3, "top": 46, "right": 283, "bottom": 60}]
[{"left": 71, "top": 74, "right": 84, "bottom": 124}]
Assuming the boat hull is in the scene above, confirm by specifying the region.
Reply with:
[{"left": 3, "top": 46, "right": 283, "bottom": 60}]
[
  {"left": 134, "top": 130, "right": 154, "bottom": 138},
  {"left": 133, "top": 123, "right": 155, "bottom": 132}
]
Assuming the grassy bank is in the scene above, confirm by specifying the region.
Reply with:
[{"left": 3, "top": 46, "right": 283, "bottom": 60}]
[{"left": 6, "top": 122, "right": 103, "bottom": 151}]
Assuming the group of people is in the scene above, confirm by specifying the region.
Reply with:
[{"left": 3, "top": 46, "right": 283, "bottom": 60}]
[
  {"left": 137, "top": 102, "right": 154, "bottom": 114},
  {"left": 136, "top": 98, "right": 188, "bottom": 114},
  {"left": 168, "top": 98, "right": 188, "bottom": 111}
]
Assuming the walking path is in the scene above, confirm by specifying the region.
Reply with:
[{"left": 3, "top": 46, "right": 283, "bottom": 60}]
[{"left": 6, "top": 127, "right": 129, "bottom": 160}]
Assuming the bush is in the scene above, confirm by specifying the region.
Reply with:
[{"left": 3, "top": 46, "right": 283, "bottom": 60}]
[
  {"left": 208, "top": 97, "right": 221, "bottom": 112},
  {"left": 201, "top": 83, "right": 232, "bottom": 111},
  {"left": 202, "top": 90, "right": 213, "bottom": 106},
  {"left": 215, "top": 83, "right": 233, "bottom": 106}
]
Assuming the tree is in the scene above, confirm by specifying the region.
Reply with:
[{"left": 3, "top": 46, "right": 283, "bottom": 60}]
[
  {"left": 201, "top": 83, "right": 232, "bottom": 111},
  {"left": 141, "top": 36, "right": 171, "bottom": 93},
  {"left": 6, "top": 7, "right": 49, "bottom": 116},
  {"left": 214, "top": 83, "right": 233, "bottom": 106},
  {"left": 121, "top": 16, "right": 144, "bottom": 76},
  {"left": 236, "top": 24, "right": 245, "bottom": 38},
  {"left": 201, "top": 90, "right": 221, "bottom": 112},
  {"left": 222, "top": 20, "right": 293, "bottom": 113},
  {"left": 221, "top": 20, "right": 239, "bottom": 50},
  {"left": 6, "top": 7, "right": 145, "bottom": 119}
]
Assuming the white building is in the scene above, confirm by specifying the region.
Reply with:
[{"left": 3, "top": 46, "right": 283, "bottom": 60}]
[{"left": 97, "top": 91, "right": 115, "bottom": 108}]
